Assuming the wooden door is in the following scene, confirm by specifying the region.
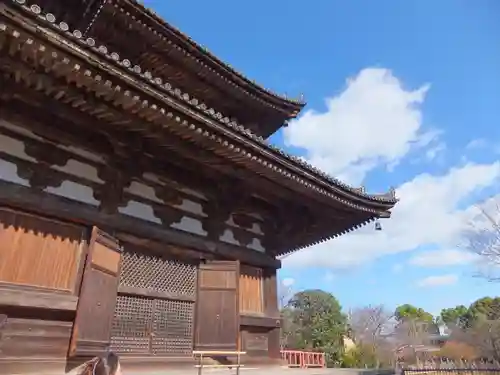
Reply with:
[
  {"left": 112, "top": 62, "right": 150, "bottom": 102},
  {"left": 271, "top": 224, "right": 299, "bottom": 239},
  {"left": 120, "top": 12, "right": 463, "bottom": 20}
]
[
  {"left": 195, "top": 260, "right": 239, "bottom": 351},
  {"left": 69, "top": 227, "right": 122, "bottom": 357}
]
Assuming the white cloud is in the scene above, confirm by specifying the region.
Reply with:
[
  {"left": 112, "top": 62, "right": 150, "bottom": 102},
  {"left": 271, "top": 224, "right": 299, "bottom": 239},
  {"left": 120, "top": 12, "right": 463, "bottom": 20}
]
[
  {"left": 281, "top": 67, "right": 500, "bottom": 270},
  {"left": 416, "top": 274, "right": 458, "bottom": 287},
  {"left": 285, "top": 161, "right": 500, "bottom": 269},
  {"left": 466, "top": 139, "right": 487, "bottom": 151},
  {"left": 424, "top": 142, "right": 446, "bottom": 162},
  {"left": 282, "top": 277, "right": 295, "bottom": 287},
  {"left": 409, "top": 249, "right": 478, "bottom": 267},
  {"left": 284, "top": 68, "right": 433, "bottom": 185}
]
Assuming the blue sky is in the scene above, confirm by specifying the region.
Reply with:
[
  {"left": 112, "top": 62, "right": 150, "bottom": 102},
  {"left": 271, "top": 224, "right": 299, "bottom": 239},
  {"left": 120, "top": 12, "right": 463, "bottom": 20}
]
[{"left": 143, "top": 0, "right": 500, "bottom": 316}]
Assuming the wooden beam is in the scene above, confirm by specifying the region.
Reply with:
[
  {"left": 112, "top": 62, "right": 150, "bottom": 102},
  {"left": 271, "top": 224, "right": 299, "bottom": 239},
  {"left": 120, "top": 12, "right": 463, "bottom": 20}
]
[
  {"left": 0, "top": 57, "right": 363, "bottom": 217},
  {"left": 1, "top": 101, "right": 355, "bottom": 253},
  {"left": 3, "top": 86, "right": 334, "bottom": 228},
  {"left": 0, "top": 51, "right": 365, "bottom": 252},
  {"left": 0, "top": 283, "right": 78, "bottom": 311},
  {"left": 1, "top": 81, "right": 274, "bottom": 202},
  {"left": 118, "top": 285, "right": 195, "bottom": 303},
  {"left": 240, "top": 314, "right": 280, "bottom": 328},
  {"left": 0, "top": 100, "right": 213, "bottom": 195},
  {"left": 0, "top": 180, "right": 281, "bottom": 268}
]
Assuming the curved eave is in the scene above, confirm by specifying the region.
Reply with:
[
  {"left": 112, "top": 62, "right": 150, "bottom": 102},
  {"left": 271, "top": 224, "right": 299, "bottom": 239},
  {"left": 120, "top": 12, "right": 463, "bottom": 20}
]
[
  {"left": 281, "top": 163, "right": 398, "bottom": 211},
  {"left": 6, "top": 1, "right": 397, "bottom": 211},
  {"left": 118, "top": 0, "right": 306, "bottom": 114},
  {"left": 276, "top": 216, "right": 379, "bottom": 257}
]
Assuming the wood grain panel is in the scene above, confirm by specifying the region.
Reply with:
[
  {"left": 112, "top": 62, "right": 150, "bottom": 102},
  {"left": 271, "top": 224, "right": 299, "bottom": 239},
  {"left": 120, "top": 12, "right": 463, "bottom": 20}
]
[
  {"left": 263, "top": 268, "right": 278, "bottom": 315},
  {"left": 0, "top": 283, "right": 77, "bottom": 311},
  {"left": 0, "top": 317, "right": 72, "bottom": 358},
  {"left": 239, "top": 266, "right": 263, "bottom": 314},
  {"left": 0, "top": 180, "right": 281, "bottom": 269},
  {"left": 199, "top": 269, "right": 236, "bottom": 289},
  {"left": 69, "top": 227, "right": 122, "bottom": 357},
  {"left": 92, "top": 242, "right": 121, "bottom": 275},
  {"left": 196, "top": 261, "right": 239, "bottom": 351},
  {"left": 241, "top": 330, "right": 269, "bottom": 352},
  {"left": 0, "top": 208, "right": 85, "bottom": 292}
]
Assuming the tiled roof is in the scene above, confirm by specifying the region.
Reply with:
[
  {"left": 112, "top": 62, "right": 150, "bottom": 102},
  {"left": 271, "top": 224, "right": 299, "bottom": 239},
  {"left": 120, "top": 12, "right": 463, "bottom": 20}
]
[{"left": 7, "top": 0, "right": 398, "bottom": 210}]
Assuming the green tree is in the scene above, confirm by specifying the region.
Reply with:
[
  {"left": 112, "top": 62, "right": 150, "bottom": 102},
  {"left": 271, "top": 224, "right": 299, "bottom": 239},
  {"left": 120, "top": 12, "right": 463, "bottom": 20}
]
[
  {"left": 440, "top": 305, "right": 469, "bottom": 327},
  {"left": 443, "top": 297, "right": 500, "bottom": 362},
  {"left": 469, "top": 297, "right": 500, "bottom": 321},
  {"left": 395, "top": 304, "right": 433, "bottom": 322},
  {"left": 286, "top": 289, "right": 347, "bottom": 367}
]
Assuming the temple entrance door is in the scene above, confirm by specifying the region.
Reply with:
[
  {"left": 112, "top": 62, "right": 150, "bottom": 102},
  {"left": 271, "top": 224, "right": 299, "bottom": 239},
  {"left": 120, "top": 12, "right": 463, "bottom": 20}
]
[
  {"left": 195, "top": 260, "right": 240, "bottom": 351},
  {"left": 69, "top": 227, "right": 122, "bottom": 357},
  {"left": 110, "top": 245, "right": 197, "bottom": 356}
]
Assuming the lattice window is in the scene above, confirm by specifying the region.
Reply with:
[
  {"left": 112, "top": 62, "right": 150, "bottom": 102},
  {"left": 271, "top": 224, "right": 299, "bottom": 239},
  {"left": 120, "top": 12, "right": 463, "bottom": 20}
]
[
  {"left": 152, "top": 300, "right": 195, "bottom": 356},
  {"left": 112, "top": 249, "right": 198, "bottom": 356},
  {"left": 119, "top": 250, "right": 197, "bottom": 297},
  {"left": 111, "top": 295, "right": 153, "bottom": 354}
]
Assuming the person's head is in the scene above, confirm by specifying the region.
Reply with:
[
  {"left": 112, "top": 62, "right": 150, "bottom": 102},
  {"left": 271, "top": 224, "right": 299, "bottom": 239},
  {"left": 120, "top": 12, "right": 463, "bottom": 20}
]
[{"left": 79, "top": 352, "right": 122, "bottom": 375}]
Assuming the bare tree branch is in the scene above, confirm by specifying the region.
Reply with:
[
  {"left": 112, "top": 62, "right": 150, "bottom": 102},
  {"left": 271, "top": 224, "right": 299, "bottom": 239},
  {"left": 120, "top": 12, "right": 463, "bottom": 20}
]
[
  {"left": 348, "top": 305, "right": 396, "bottom": 366},
  {"left": 278, "top": 279, "right": 295, "bottom": 349},
  {"left": 348, "top": 305, "right": 393, "bottom": 342},
  {"left": 278, "top": 280, "right": 294, "bottom": 309},
  {"left": 463, "top": 200, "right": 500, "bottom": 281}
]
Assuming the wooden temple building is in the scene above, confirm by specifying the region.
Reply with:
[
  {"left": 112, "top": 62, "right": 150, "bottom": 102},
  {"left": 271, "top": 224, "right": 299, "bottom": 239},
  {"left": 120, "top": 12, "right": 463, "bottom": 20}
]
[{"left": 0, "top": 0, "right": 397, "bottom": 373}]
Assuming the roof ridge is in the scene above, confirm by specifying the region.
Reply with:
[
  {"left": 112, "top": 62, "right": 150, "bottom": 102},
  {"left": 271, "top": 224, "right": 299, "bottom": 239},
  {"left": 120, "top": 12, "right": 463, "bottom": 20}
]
[
  {"left": 11, "top": 0, "right": 397, "bottom": 205},
  {"left": 125, "top": 0, "right": 306, "bottom": 107}
]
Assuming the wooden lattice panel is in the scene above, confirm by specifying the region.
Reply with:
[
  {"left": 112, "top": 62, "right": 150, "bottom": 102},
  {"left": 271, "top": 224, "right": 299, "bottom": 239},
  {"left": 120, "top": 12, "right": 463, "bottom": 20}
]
[
  {"left": 152, "top": 299, "right": 195, "bottom": 356},
  {"left": 111, "top": 250, "right": 197, "bottom": 356},
  {"left": 119, "top": 251, "right": 197, "bottom": 297},
  {"left": 110, "top": 295, "right": 153, "bottom": 354}
]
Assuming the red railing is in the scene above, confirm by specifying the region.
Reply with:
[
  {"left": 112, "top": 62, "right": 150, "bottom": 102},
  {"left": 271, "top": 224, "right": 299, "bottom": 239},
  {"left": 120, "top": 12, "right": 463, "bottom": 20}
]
[{"left": 280, "top": 350, "right": 326, "bottom": 368}]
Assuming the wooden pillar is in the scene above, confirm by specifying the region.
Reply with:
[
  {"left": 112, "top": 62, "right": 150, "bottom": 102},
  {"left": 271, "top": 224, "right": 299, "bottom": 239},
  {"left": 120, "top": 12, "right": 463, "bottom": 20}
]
[
  {"left": 268, "top": 327, "right": 281, "bottom": 359},
  {"left": 263, "top": 268, "right": 278, "bottom": 316},
  {"left": 263, "top": 268, "right": 281, "bottom": 359}
]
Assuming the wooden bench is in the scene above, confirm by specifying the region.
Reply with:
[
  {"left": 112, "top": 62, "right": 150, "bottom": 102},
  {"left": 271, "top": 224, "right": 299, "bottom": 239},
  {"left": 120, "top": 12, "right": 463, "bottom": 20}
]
[{"left": 193, "top": 350, "right": 246, "bottom": 375}]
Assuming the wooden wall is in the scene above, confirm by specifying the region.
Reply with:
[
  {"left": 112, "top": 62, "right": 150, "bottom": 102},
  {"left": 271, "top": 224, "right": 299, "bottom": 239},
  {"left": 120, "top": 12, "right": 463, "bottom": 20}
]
[
  {"left": 0, "top": 118, "right": 269, "bottom": 259},
  {"left": 0, "top": 119, "right": 282, "bottom": 371},
  {"left": 0, "top": 314, "right": 76, "bottom": 375},
  {"left": 239, "top": 266, "right": 264, "bottom": 314},
  {"left": 239, "top": 267, "right": 282, "bottom": 364},
  {"left": 0, "top": 317, "right": 72, "bottom": 358},
  {"left": 0, "top": 207, "right": 86, "bottom": 293},
  {"left": 0, "top": 208, "right": 87, "bottom": 374},
  {"left": 240, "top": 326, "right": 270, "bottom": 356}
]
